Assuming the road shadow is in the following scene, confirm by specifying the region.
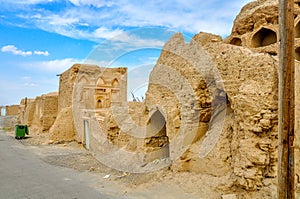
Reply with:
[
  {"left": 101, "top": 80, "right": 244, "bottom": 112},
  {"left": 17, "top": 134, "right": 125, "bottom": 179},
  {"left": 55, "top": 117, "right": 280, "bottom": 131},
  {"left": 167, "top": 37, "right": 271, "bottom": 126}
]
[{"left": 15, "top": 136, "right": 32, "bottom": 140}]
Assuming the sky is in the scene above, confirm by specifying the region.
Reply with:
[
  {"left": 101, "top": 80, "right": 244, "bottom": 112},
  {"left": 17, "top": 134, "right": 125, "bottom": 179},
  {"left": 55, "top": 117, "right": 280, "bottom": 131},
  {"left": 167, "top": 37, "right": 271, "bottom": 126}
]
[{"left": 0, "top": 0, "right": 253, "bottom": 105}]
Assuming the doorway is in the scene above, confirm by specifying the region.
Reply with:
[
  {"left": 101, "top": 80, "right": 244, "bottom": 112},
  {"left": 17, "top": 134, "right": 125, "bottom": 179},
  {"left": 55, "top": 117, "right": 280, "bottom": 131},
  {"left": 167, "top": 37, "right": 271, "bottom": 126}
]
[
  {"left": 84, "top": 120, "right": 90, "bottom": 150},
  {"left": 145, "top": 110, "right": 169, "bottom": 160},
  {"left": 1, "top": 107, "right": 6, "bottom": 116}
]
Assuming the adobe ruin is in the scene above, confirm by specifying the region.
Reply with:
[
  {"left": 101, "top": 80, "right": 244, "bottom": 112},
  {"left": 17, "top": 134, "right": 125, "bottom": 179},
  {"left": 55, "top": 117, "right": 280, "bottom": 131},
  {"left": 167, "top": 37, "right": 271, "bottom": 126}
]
[
  {"left": 5, "top": 105, "right": 19, "bottom": 116},
  {"left": 19, "top": 92, "right": 58, "bottom": 133},
  {"left": 6, "top": 0, "right": 300, "bottom": 197}
]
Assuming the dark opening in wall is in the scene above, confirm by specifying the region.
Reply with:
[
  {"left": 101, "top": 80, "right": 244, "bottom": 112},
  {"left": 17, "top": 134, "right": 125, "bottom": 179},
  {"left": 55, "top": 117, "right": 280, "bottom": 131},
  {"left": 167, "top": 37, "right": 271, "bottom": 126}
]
[
  {"left": 96, "top": 99, "right": 103, "bottom": 108},
  {"left": 295, "top": 21, "right": 300, "bottom": 38},
  {"left": 252, "top": 28, "right": 277, "bottom": 48},
  {"left": 295, "top": 47, "right": 300, "bottom": 61},
  {"left": 145, "top": 110, "right": 169, "bottom": 161},
  {"left": 229, "top": 37, "right": 242, "bottom": 46}
]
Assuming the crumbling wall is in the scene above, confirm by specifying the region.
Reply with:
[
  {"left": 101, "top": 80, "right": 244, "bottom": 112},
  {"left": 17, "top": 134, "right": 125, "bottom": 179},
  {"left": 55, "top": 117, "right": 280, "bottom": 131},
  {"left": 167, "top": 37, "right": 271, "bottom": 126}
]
[
  {"left": 19, "top": 98, "right": 35, "bottom": 126},
  {"left": 31, "top": 96, "right": 43, "bottom": 127},
  {"left": 0, "top": 116, "right": 18, "bottom": 129},
  {"left": 32, "top": 92, "right": 58, "bottom": 132},
  {"left": 19, "top": 93, "right": 58, "bottom": 133},
  {"left": 50, "top": 65, "right": 80, "bottom": 142},
  {"left": 8, "top": 0, "right": 299, "bottom": 196},
  {"left": 5, "top": 105, "right": 19, "bottom": 116},
  {"left": 40, "top": 93, "right": 58, "bottom": 131},
  {"left": 53, "top": 64, "right": 127, "bottom": 144},
  {"left": 225, "top": 0, "right": 300, "bottom": 57},
  {"left": 145, "top": 33, "right": 213, "bottom": 144},
  {"left": 224, "top": 0, "right": 279, "bottom": 55},
  {"left": 192, "top": 32, "right": 222, "bottom": 46},
  {"left": 145, "top": 31, "right": 279, "bottom": 195},
  {"left": 49, "top": 107, "right": 75, "bottom": 142},
  {"left": 225, "top": 0, "right": 300, "bottom": 195},
  {"left": 101, "top": 102, "right": 146, "bottom": 152},
  {"left": 205, "top": 42, "right": 278, "bottom": 191},
  {"left": 145, "top": 83, "right": 181, "bottom": 142},
  {"left": 58, "top": 65, "right": 80, "bottom": 111},
  {"left": 142, "top": 33, "right": 229, "bottom": 171}
]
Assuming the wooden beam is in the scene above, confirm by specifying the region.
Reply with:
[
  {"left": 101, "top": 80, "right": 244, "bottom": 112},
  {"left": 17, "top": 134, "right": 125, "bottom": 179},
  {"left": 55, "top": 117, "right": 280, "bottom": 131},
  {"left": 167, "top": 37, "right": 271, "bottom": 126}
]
[{"left": 278, "top": 0, "right": 295, "bottom": 198}]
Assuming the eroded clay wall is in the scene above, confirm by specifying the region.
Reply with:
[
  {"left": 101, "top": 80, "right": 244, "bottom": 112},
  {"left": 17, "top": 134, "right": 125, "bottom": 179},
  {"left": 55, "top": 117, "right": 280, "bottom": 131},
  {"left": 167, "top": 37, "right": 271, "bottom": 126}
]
[
  {"left": 50, "top": 65, "right": 82, "bottom": 142},
  {"left": 49, "top": 106, "right": 75, "bottom": 142},
  {"left": 31, "top": 96, "right": 43, "bottom": 127},
  {"left": 225, "top": 0, "right": 300, "bottom": 58},
  {"left": 41, "top": 92, "right": 58, "bottom": 131},
  {"left": 51, "top": 64, "right": 127, "bottom": 143},
  {"left": 205, "top": 42, "right": 278, "bottom": 191},
  {"left": 225, "top": 0, "right": 300, "bottom": 195},
  {"left": 58, "top": 65, "right": 80, "bottom": 112},
  {"left": 146, "top": 33, "right": 213, "bottom": 144},
  {"left": 0, "top": 116, "right": 18, "bottom": 129},
  {"left": 142, "top": 31, "right": 279, "bottom": 196},
  {"left": 19, "top": 93, "right": 58, "bottom": 132},
  {"left": 19, "top": 98, "right": 35, "bottom": 125},
  {"left": 5, "top": 105, "right": 19, "bottom": 116},
  {"left": 101, "top": 102, "right": 147, "bottom": 152}
]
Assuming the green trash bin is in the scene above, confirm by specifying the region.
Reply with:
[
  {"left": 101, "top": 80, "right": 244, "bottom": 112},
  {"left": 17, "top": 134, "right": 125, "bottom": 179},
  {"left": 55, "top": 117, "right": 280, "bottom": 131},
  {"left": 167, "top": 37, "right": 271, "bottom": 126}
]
[{"left": 15, "top": 125, "right": 29, "bottom": 139}]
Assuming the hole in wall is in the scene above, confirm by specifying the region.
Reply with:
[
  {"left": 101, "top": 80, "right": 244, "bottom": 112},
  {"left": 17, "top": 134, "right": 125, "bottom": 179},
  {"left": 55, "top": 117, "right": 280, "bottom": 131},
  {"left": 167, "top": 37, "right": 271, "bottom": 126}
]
[
  {"left": 295, "top": 47, "right": 300, "bottom": 61},
  {"left": 251, "top": 28, "right": 277, "bottom": 48},
  {"left": 145, "top": 110, "right": 169, "bottom": 161},
  {"left": 229, "top": 37, "right": 242, "bottom": 46},
  {"left": 295, "top": 21, "right": 300, "bottom": 38}
]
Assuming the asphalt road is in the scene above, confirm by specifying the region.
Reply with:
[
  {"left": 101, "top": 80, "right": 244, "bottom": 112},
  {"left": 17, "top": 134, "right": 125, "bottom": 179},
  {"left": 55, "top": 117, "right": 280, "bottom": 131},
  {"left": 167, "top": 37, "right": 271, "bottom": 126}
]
[{"left": 0, "top": 130, "right": 114, "bottom": 199}]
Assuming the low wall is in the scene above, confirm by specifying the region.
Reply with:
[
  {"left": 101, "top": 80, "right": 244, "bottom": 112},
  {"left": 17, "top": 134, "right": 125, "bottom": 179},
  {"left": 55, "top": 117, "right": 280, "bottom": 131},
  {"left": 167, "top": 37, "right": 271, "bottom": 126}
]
[
  {"left": 0, "top": 116, "right": 18, "bottom": 130},
  {"left": 6, "top": 105, "right": 19, "bottom": 116}
]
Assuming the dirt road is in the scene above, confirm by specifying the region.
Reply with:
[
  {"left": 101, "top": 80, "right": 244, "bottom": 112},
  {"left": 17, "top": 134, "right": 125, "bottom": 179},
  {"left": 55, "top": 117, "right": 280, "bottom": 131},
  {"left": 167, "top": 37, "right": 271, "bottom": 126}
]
[{"left": 0, "top": 130, "right": 216, "bottom": 199}]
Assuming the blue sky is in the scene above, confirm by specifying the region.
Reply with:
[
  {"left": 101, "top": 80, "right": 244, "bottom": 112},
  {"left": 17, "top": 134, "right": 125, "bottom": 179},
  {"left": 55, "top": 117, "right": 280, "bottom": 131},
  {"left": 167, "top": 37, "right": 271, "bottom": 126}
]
[{"left": 0, "top": 0, "right": 252, "bottom": 105}]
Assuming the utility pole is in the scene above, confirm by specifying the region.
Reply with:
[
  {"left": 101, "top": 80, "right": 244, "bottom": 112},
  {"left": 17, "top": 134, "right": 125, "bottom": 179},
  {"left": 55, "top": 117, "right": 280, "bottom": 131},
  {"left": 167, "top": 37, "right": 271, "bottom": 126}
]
[{"left": 278, "top": 0, "right": 295, "bottom": 198}]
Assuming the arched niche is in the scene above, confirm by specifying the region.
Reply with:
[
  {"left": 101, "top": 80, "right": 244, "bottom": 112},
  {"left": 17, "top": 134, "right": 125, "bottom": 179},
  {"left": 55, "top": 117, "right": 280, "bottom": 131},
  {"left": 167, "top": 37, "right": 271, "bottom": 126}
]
[
  {"left": 145, "top": 110, "right": 169, "bottom": 160},
  {"left": 295, "top": 47, "right": 300, "bottom": 61},
  {"left": 229, "top": 37, "right": 242, "bottom": 46},
  {"left": 97, "top": 77, "right": 105, "bottom": 87},
  {"left": 295, "top": 21, "right": 300, "bottom": 38},
  {"left": 78, "top": 75, "right": 89, "bottom": 84},
  {"left": 96, "top": 97, "right": 104, "bottom": 108},
  {"left": 251, "top": 28, "right": 277, "bottom": 48},
  {"left": 112, "top": 78, "right": 119, "bottom": 87}
]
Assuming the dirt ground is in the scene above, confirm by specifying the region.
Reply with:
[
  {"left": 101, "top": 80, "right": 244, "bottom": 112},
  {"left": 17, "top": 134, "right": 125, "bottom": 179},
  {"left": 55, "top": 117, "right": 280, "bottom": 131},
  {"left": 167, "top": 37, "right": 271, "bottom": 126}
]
[{"left": 6, "top": 128, "right": 278, "bottom": 199}]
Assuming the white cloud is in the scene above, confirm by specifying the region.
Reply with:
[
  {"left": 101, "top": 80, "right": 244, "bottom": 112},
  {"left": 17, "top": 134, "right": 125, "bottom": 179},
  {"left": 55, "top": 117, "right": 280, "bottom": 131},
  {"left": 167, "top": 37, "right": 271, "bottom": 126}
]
[
  {"left": 23, "top": 58, "right": 82, "bottom": 73},
  {"left": 93, "top": 27, "right": 124, "bottom": 40},
  {"left": 83, "top": 59, "right": 110, "bottom": 67},
  {"left": 48, "top": 15, "right": 79, "bottom": 26},
  {"left": 26, "top": 11, "right": 167, "bottom": 45},
  {"left": 24, "top": 82, "right": 38, "bottom": 87},
  {"left": 1, "top": 45, "right": 32, "bottom": 56},
  {"left": 0, "top": 0, "right": 54, "bottom": 5},
  {"left": 4, "top": 0, "right": 255, "bottom": 40},
  {"left": 34, "top": 50, "right": 49, "bottom": 56},
  {"left": 69, "top": 0, "right": 115, "bottom": 8},
  {"left": 1, "top": 45, "right": 50, "bottom": 56},
  {"left": 37, "top": 58, "right": 82, "bottom": 72},
  {"left": 114, "top": 0, "right": 253, "bottom": 36},
  {"left": 110, "top": 33, "right": 165, "bottom": 48},
  {"left": 21, "top": 76, "right": 38, "bottom": 87}
]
